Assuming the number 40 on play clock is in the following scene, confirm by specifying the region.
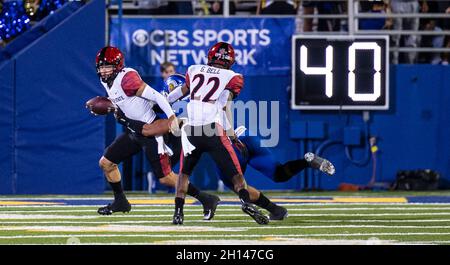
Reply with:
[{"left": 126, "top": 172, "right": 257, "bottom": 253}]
[{"left": 291, "top": 35, "right": 389, "bottom": 111}]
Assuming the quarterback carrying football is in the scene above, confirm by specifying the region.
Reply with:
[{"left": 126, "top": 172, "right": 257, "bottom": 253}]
[{"left": 93, "top": 46, "right": 219, "bottom": 217}]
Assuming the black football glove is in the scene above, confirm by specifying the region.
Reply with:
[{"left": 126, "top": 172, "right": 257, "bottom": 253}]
[
  {"left": 114, "top": 108, "right": 146, "bottom": 135},
  {"left": 231, "top": 137, "right": 249, "bottom": 158}
]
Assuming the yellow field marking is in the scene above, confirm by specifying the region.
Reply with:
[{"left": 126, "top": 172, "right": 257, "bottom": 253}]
[
  {"left": 0, "top": 201, "right": 63, "bottom": 206},
  {"left": 218, "top": 197, "right": 407, "bottom": 203},
  {"left": 128, "top": 199, "right": 195, "bottom": 205},
  {"left": 272, "top": 199, "right": 333, "bottom": 203},
  {"left": 0, "top": 197, "right": 408, "bottom": 206},
  {"left": 262, "top": 237, "right": 280, "bottom": 241},
  {"left": 221, "top": 198, "right": 334, "bottom": 203},
  {"left": 332, "top": 197, "right": 408, "bottom": 203}
]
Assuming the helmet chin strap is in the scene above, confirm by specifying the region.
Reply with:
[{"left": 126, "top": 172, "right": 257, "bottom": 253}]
[{"left": 100, "top": 71, "right": 119, "bottom": 87}]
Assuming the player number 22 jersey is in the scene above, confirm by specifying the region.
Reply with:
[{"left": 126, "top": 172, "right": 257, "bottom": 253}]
[{"left": 185, "top": 64, "right": 243, "bottom": 126}]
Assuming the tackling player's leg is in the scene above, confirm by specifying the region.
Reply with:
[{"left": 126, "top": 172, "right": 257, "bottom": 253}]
[
  {"left": 230, "top": 174, "right": 269, "bottom": 225},
  {"left": 220, "top": 175, "right": 287, "bottom": 221},
  {"left": 247, "top": 186, "right": 288, "bottom": 221},
  {"left": 211, "top": 124, "right": 269, "bottom": 225},
  {"left": 273, "top": 153, "right": 335, "bottom": 182},
  {"left": 241, "top": 135, "right": 335, "bottom": 183}
]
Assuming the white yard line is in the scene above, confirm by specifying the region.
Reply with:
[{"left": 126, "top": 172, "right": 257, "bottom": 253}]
[
  {"left": 416, "top": 241, "right": 450, "bottom": 244},
  {"left": 0, "top": 225, "right": 247, "bottom": 232},
  {"left": 3, "top": 207, "right": 450, "bottom": 213},
  {"left": 0, "top": 220, "right": 252, "bottom": 224},
  {"left": 0, "top": 214, "right": 98, "bottom": 219},
  {"left": 1, "top": 225, "right": 449, "bottom": 231},
  {"left": 11, "top": 240, "right": 450, "bottom": 245},
  {"left": 301, "top": 219, "right": 450, "bottom": 223},
  {"left": 2, "top": 212, "right": 450, "bottom": 219},
  {"left": 1, "top": 232, "right": 450, "bottom": 240},
  {"left": 309, "top": 212, "right": 444, "bottom": 217},
  {"left": 2, "top": 219, "right": 450, "bottom": 225},
  {"left": 245, "top": 225, "right": 450, "bottom": 229},
  {"left": 3, "top": 203, "right": 450, "bottom": 208}
]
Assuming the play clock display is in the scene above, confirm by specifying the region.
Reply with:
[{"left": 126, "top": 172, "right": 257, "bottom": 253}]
[{"left": 291, "top": 35, "right": 389, "bottom": 110}]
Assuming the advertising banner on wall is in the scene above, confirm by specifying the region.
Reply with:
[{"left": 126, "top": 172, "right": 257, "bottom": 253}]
[{"left": 110, "top": 17, "right": 296, "bottom": 76}]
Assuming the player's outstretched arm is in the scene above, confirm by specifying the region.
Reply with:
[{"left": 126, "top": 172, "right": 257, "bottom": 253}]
[
  {"left": 115, "top": 108, "right": 172, "bottom": 137},
  {"left": 141, "top": 119, "right": 171, "bottom": 137},
  {"left": 167, "top": 84, "right": 189, "bottom": 104},
  {"left": 136, "top": 82, "right": 179, "bottom": 134},
  {"left": 114, "top": 107, "right": 146, "bottom": 135}
]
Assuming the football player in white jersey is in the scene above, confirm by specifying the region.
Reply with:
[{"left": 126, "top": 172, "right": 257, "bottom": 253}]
[
  {"left": 167, "top": 42, "right": 270, "bottom": 225},
  {"left": 94, "top": 46, "right": 219, "bottom": 216}
]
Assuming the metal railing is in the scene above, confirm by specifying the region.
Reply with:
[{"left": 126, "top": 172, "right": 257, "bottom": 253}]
[{"left": 107, "top": 0, "right": 450, "bottom": 60}]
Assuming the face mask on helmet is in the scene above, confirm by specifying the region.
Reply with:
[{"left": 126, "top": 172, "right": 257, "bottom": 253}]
[
  {"left": 162, "top": 74, "right": 186, "bottom": 97},
  {"left": 97, "top": 64, "right": 116, "bottom": 83},
  {"left": 95, "top": 46, "right": 125, "bottom": 84}
]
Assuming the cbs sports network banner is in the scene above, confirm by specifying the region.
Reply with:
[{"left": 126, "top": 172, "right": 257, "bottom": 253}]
[{"left": 109, "top": 17, "right": 296, "bottom": 77}]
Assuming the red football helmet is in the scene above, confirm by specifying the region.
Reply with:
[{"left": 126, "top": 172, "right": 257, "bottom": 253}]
[
  {"left": 95, "top": 46, "right": 124, "bottom": 83},
  {"left": 207, "top": 42, "right": 235, "bottom": 69}
]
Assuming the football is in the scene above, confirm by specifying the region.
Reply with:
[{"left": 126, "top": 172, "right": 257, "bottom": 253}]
[{"left": 85, "top": 96, "right": 115, "bottom": 115}]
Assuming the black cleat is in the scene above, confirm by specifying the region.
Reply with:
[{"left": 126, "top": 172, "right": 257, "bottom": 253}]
[
  {"left": 269, "top": 205, "right": 288, "bottom": 221},
  {"left": 202, "top": 194, "right": 221, "bottom": 221},
  {"left": 173, "top": 213, "right": 184, "bottom": 225},
  {"left": 97, "top": 197, "right": 131, "bottom": 215},
  {"left": 241, "top": 202, "right": 269, "bottom": 225},
  {"left": 305, "top": 152, "right": 336, "bottom": 176}
]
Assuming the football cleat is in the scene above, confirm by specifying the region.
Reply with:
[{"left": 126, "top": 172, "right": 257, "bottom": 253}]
[
  {"left": 304, "top": 152, "right": 336, "bottom": 176},
  {"left": 97, "top": 197, "right": 131, "bottom": 215},
  {"left": 241, "top": 202, "right": 269, "bottom": 225},
  {"left": 202, "top": 194, "right": 221, "bottom": 221},
  {"left": 172, "top": 212, "right": 184, "bottom": 225},
  {"left": 269, "top": 205, "right": 289, "bottom": 221}
]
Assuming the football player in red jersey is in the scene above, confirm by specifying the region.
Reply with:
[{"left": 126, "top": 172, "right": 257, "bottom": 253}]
[
  {"left": 167, "top": 42, "right": 270, "bottom": 225},
  {"left": 94, "top": 46, "right": 219, "bottom": 217}
]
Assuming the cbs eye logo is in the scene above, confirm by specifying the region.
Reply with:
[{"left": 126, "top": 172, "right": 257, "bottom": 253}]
[{"left": 132, "top": 29, "right": 149, "bottom": 47}]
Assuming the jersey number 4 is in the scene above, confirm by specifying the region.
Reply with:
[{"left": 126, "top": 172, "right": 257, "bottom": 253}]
[{"left": 190, "top": 74, "right": 220, "bottom": 102}]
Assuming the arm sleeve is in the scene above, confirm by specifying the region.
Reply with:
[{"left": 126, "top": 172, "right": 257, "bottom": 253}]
[
  {"left": 121, "top": 71, "right": 144, "bottom": 97},
  {"left": 141, "top": 85, "right": 175, "bottom": 118},
  {"left": 167, "top": 85, "right": 187, "bottom": 104},
  {"left": 225, "top": 75, "right": 243, "bottom": 98}
]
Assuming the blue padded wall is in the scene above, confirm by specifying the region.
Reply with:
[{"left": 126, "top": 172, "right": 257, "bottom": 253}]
[
  {"left": 0, "top": 61, "right": 15, "bottom": 194},
  {"left": 0, "top": 0, "right": 106, "bottom": 194}
]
